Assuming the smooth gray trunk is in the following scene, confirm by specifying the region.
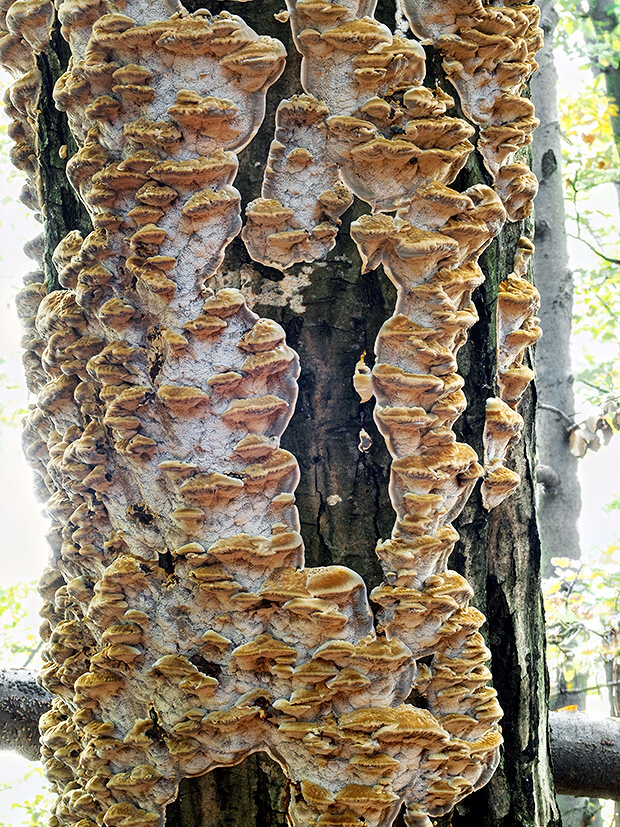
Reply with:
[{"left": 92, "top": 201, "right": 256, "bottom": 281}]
[{"left": 531, "top": 0, "right": 582, "bottom": 575}]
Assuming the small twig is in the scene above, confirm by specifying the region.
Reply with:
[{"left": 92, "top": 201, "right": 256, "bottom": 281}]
[
  {"left": 567, "top": 230, "right": 620, "bottom": 266},
  {"left": 22, "top": 640, "right": 42, "bottom": 669},
  {"left": 538, "top": 402, "right": 576, "bottom": 428},
  {"left": 577, "top": 377, "right": 614, "bottom": 395},
  {"left": 550, "top": 679, "right": 620, "bottom": 705},
  {"left": 564, "top": 565, "right": 585, "bottom": 604},
  {"left": 597, "top": 293, "right": 620, "bottom": 320}
]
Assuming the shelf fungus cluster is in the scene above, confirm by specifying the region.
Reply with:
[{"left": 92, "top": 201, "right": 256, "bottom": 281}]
[
  {"left": 402, "top": 0, "right": 543, "bottom": 222},
  {"left": 0, "top": 0, "right": 53, "bottom": 227},
  {"left": 0, "top": 1, "right": 545, "bottom": 826},
  {"left": 481, "top": 237, "right": 541, "bottom": 509},
  {"left": 244, "top": 0, "right": 480, "bottom": 269}
]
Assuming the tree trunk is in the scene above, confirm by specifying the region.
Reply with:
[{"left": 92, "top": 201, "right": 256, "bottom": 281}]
[
  {"left": 531, "top": 0, "right": 582, "bottom": 575},
  {"left": 532, "top": 5, "right": 602, "bottom": 823},
  {"left": 5, "top": 1, "right": 558, "bottom": 826},
  {"left": 587, "top": 0, "right": 620, "bottom": 159}
]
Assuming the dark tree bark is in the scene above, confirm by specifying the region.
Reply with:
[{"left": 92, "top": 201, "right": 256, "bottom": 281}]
[
  {"left": 0, "top": 669, "right": 50, "bottom": 761},
  {"left": 14, "top": 1, "right": 559, "bottom": 826},
  {"left": 36, "top": 25, "right": 91, "bottom": 290}
]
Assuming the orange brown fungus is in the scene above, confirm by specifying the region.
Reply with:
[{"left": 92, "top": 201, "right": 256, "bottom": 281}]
[
  {"left": 402, "top": 0, "right": 543, "bottom": 221},
  {"left": 242, "top": 94, "right": 354, "bottom": 269},
  {"left": 482, "top": 236, "right": 541, "bottom": 509},
  {"left": 243, "top": 0, "right": 476, "bottom": 270},
  {"left": 0, "top": 1, "right": 539, "bottom": 826}
]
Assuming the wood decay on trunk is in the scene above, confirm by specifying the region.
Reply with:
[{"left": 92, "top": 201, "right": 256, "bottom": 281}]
[{"left": 0, "top": 1, "right": 542, "bottom": 826}]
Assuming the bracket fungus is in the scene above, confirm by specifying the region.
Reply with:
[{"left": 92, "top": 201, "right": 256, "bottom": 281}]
[
  {"left": 481, "top": 237, "right": 541, "bottom": 509},
  {"left": 1, "top": 1, "right": 544, "bottom": 826},
  {"left": 401, "top": 0, "right": 543, "bottom": 221}
]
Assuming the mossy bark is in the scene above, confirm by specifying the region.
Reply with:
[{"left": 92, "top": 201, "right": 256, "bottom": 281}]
[
  {"left": 37, "top": 22, "right": 91, "bottom": 292},
  {"left": 35, "top": 2, "right": 559, "bottom": 825}
]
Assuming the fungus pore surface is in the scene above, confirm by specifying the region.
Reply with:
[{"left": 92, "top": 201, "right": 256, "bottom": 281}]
[{"left": 1, "top": 1, "right": 543, "bottom": 826}]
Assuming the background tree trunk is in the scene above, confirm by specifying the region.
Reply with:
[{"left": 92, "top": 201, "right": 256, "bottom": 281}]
[
  {"left": 531, "top": 0, "right": 582, "bottom": 576},
  {"left": 27, "top": 2, "right": 559, "bottom": 825},
  {"left": 531, "top": 4, "right": 600, "bottom": 824},
  {"left": 586, "top": 0, "right": 620, "bottom": 161}
]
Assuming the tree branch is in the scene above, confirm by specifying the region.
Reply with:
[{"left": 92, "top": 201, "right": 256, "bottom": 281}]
[
  {"left": 3, "top": 674, "right": 620, "bottom": 802},
  {"left": 567, "top": 231, "right": 620, "bottom": 267},
  {"left": 537, "top": 403, "right": 576, "bottom": 428},
  {"left": 550, "top": 679, "right": 620, "bottom": 705},
  {"left": 550, "top": 710, "right": 620, "bottom": 800},
  {"left": 0, "top": 669, "right": 51, "bottom": 761}
]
